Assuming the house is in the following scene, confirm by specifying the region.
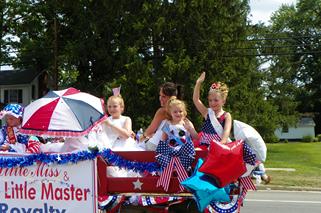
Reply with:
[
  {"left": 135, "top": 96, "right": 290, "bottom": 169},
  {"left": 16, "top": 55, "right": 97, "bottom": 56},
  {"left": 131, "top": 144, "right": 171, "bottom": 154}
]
[
  {"left": 274, "top": 116, "right": 316, "bottom": 140},
  {"left": 0, "top": 69, "right": 48, "bottom": 107}
]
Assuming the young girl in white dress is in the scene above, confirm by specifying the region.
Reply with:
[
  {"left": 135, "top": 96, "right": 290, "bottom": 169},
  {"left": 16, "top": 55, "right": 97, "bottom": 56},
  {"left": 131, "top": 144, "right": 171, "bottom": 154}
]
[
  {"left": 103, "top": 94, "right": 142, "bottom": 177},
  {"left": 103, "top": 95, "right": 142, "bottom": 151}
]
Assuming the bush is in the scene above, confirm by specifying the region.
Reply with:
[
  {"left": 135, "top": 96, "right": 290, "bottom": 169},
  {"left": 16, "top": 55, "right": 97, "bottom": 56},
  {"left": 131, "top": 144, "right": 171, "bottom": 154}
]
[
  {"left": 317, "top": 134, "right": 321, "bottom": 142},
  {"left": 265, "top": 135, "right": 280, "bottom": 143},
  {"left": 302, "top": 135, "right": 314, "bottom": 142}
]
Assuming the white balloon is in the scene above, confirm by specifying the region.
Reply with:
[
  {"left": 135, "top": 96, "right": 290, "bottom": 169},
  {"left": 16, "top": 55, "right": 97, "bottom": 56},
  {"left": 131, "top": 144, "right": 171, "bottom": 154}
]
[{"left": 233, "top": 120, "right": 267, "bottom": 162}]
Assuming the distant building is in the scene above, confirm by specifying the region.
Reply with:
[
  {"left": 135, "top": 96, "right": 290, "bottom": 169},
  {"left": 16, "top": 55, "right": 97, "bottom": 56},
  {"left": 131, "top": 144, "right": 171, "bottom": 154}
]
[
  {"left": 0, "top": 69, "right": 48, "bottom": 107},
  {"left": 275, "top": 116, "right": 316, "bottom": 140}
]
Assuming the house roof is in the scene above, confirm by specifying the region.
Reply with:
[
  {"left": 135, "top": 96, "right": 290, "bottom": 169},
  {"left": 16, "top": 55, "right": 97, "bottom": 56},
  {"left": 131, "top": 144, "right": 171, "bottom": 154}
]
[
  {"left": 0, "top": 69, "right": 42, "bottom": 85},
  {"left": 298, "top": 117, "right": 316, "bottom": 126}
]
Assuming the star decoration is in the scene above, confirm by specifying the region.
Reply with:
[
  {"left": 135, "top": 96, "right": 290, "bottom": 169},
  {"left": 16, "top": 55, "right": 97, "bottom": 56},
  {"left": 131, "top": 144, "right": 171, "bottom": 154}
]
[
  {"left": 151, "top": 171, "right": 157, "bottom": 176},
  {"left": 132, "top": 179, "right": 143, "bottom": 190},
  {"left": 181, "top": 159, "right": 230, "bottom": 212},
  {"left": 56, "top": 154, "right": 62, "bottom": 161},
  {"left": 199, "top": 140, "right": 246, "bottom": 187}
]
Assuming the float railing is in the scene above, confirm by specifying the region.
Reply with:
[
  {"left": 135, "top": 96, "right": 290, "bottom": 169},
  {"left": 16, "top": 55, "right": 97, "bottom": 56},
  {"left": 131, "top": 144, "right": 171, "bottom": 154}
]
[{"left": 97, "top": 150, "right": 208, "bottom": 196}]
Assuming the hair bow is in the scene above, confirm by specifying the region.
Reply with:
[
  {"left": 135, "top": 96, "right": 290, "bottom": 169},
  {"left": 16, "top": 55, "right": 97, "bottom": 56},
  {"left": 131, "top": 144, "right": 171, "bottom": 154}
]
[{"left": 211, "top": 82, "right": 221, "bottom": 90}]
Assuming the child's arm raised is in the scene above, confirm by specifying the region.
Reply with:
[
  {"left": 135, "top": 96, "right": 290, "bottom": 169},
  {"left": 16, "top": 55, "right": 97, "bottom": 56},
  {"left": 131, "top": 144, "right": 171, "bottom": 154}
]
[{"left": 193, "top": 72, "right": 208, "bottom": 118}]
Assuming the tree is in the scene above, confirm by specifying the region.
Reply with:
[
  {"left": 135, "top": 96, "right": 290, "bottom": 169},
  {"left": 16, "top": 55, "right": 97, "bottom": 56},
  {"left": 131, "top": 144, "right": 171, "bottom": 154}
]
[
  {"left": 267, "top": 0, "right": 321, "bottom": 134},
  {"left": 2, "top": 0, "right": 296, "bottom": 141},
  {"left": 0, "top": 0, "right": 15, "bottom": 68}
]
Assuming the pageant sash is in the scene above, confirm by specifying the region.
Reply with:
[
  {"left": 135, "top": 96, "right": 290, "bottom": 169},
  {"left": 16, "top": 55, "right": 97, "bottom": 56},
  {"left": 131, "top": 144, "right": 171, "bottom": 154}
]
[
  {"left": 208, "top": 108, "right": 231, "bottom": 143},
  {"left": 7, "top": 126, "right": 17, "bottom": 144}
]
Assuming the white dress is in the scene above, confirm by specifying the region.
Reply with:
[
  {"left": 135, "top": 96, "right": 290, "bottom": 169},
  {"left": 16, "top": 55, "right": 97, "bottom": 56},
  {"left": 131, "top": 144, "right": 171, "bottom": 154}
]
[
  {"left": 103, "top": 116, "right": 143, "bottom": 177},
  {"left": 40, "top": 123, "right": 110, "bottom": 153},
  {"left": 166, "top": 121, "right": 190, "bottom": 139},
  {"left": 103, "top": 115, "right": 143, "bottom": 151}
]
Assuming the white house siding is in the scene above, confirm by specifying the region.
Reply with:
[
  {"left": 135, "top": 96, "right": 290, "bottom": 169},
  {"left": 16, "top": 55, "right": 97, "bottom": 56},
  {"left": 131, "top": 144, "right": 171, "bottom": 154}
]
[
  {"left": 275, "top": 125, "right": 315, "bottom": 140},
  {"left": 0, "top": 82, "right": 38, "bottom": 106}
]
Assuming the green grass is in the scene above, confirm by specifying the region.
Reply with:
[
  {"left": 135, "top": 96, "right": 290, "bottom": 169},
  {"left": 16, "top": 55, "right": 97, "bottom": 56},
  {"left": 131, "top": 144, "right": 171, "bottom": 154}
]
[{"left": 264, "top": 142, "right": 321, "bottom": 188}]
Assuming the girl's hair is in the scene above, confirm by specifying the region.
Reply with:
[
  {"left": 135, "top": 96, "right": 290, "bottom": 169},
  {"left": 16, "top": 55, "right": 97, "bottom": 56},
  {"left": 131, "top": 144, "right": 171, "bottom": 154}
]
[
  {"left": 107, "top": 95, "right": 125, "bottom": 111},
  {"left": 208, "top": 82, "right": 229, "bottom": 100},
  {"left": 165, "top": 97, "right": 187, "bottom": 120},
  {"left": 160, "top": 82, "right": 184, "bottom": 99}
]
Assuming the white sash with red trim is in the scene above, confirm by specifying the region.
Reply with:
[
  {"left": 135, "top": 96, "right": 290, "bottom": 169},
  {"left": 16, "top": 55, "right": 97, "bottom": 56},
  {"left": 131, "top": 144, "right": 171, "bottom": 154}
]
[
  {"left": 208, "top": 108, "right": 231, "bottom": 143},
  {"left": 7, "top": 126, "right": 17, "bottom": 144}
]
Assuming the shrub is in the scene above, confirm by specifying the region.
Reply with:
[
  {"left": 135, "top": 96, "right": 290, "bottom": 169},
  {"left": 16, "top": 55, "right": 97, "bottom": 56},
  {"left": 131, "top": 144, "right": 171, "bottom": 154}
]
[
  {"left": 317, "top": 134, "right": 321, "bottom": 142},
  {"left": 265, "top": 135, "right": 280, "bottom": 143},
  {"left": 302, "top": 135, "right": 314, "bottom": 142}
]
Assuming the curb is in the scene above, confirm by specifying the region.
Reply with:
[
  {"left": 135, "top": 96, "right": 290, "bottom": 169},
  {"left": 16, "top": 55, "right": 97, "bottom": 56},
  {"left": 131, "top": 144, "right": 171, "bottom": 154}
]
[{"left": 257, "top": 185, "right": 321, "bottom": 192}]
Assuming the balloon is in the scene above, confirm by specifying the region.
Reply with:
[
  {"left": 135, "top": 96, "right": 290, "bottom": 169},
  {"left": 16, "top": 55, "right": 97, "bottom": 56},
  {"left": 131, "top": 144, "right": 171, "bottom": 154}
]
[
  {"left": 181, "top": 159, "right": 230, "bottom": 212},
  {"left": 233, "top": 120, "right": 267, "bottom": 162},
  {"left": 199, "top": 140, "right": 246, "bottom": 187}
]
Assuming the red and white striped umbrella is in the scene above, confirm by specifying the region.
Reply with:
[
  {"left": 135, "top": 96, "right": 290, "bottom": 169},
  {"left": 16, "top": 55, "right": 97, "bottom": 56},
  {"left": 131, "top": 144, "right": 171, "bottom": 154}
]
[{"left": 21, "top": 87, "right": 107, "bottom": 137}]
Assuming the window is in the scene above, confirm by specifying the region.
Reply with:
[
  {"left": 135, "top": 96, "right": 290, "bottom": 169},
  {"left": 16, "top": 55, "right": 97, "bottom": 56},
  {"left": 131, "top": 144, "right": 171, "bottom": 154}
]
[{"left": 4, "top": 89, "right": 23, "bottom": 104}]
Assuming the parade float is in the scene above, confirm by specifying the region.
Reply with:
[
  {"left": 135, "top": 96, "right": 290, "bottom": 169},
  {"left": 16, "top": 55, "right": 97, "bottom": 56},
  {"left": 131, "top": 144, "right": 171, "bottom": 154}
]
[{"left": 0, "top": 88, "right": 267, "bottom": 213}]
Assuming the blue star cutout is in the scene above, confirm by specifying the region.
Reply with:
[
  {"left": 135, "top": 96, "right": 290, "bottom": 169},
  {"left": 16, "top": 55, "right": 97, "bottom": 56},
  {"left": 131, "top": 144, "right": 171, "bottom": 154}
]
[{"left": 181, "top": 158, "right": 230, "bottom": 212}]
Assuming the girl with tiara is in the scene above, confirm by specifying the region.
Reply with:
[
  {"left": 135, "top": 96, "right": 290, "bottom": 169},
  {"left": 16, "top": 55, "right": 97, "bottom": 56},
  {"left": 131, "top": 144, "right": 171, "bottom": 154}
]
[{"left": 193, "top": 72, "right": 232, "bottom": 149}]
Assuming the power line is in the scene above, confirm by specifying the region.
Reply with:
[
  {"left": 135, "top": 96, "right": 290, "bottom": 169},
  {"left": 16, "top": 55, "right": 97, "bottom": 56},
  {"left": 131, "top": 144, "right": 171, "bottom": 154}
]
[
  {"left": 221, "top": 50, "right": 321, "bottom": 57},
  {"left": 243, "top": 35, "right": 321, "bottom": 42}
]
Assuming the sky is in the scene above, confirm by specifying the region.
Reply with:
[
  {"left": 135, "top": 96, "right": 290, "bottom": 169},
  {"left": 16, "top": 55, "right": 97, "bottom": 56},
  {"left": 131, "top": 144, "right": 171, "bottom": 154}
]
[{"left": 249, "top": 0, "right": 297, "bottom": 24}]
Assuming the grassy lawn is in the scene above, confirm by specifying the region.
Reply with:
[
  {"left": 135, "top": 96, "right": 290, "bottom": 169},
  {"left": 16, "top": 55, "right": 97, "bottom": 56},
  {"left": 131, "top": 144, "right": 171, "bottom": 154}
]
[{"left": 264, "top": 142, "right": 321, "bottom": 188}]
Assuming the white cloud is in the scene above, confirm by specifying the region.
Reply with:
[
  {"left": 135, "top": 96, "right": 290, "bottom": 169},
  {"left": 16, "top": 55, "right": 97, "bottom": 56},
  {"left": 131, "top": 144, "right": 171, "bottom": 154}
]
[{"left": 249, "top": 0, "right": 297, "bottom": 24}]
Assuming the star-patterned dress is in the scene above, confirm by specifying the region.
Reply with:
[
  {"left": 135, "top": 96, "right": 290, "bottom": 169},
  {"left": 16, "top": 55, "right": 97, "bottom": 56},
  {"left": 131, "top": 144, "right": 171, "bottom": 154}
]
[
  {"left": 198, "top": 108, "right": 227, "bottom": 148},
  {"left": 155, "top": 121, "right": 195, "bottom": 171}
]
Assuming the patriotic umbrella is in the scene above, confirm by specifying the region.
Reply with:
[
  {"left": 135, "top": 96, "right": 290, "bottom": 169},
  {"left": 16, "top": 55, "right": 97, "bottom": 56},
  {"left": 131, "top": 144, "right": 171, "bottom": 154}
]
[{"left": 21, "top": 87, "right": 107, "bottom": 137}]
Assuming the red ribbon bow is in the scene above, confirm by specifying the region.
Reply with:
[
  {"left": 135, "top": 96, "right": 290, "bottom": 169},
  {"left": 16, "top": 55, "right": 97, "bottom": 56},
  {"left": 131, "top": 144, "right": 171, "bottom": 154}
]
[{"left": 156, "top": 157, "right": 189, "bottom": 192}]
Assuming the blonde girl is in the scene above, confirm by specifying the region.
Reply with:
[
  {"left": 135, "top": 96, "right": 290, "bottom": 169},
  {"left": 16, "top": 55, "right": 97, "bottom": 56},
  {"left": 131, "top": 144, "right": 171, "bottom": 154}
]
[
  {"left": 161, "top": 98, "right": 198, "bottom": 143},
  {"left": 104, "top": 95, "right": 140, "bottom": 151},
  {"left": 193, "top": 72, "right": 232, "bottom": 146}
]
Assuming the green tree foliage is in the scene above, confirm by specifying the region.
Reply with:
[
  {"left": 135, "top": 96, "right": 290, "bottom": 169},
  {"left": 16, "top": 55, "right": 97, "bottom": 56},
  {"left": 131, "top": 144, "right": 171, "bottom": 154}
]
[
  {"left": 267, "top": 0, "right": 321, "bottom": 133},
  {"left": 0, "top": 0, "right": 16, "bottom": 67},
  {"left": 2, "top": 0, "right": 298, "bottom": 140},
  {"left": 4, "top": 0, "right": 59, "bottom": 84}
]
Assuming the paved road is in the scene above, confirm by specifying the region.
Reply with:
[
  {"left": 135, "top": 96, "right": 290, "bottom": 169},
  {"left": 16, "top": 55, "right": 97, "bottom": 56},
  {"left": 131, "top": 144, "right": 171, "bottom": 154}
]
[{"left": 242, "top": 190, "right": 321, "bottom": 213}]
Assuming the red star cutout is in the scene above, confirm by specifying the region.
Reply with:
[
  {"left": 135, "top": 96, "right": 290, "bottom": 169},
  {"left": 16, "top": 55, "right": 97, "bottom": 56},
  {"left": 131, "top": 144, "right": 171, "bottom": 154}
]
[{"left": 199, "top": 140, "right": 246, "bottom": 187}]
